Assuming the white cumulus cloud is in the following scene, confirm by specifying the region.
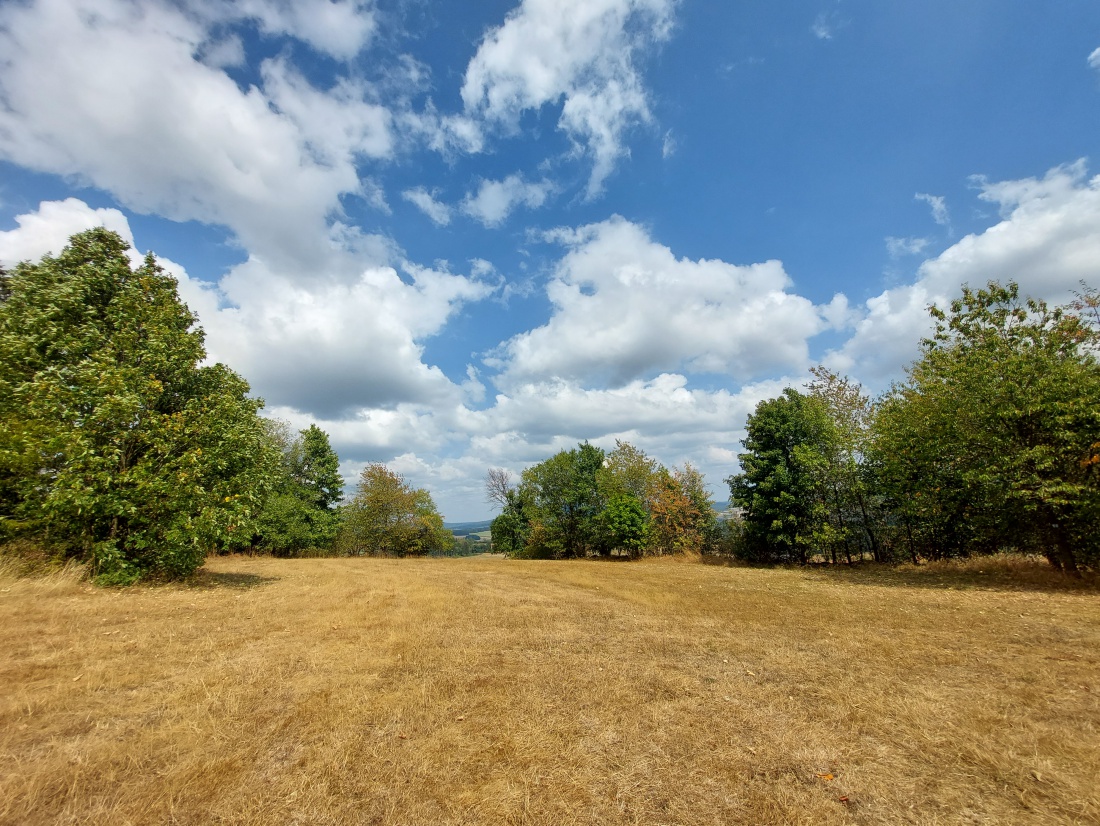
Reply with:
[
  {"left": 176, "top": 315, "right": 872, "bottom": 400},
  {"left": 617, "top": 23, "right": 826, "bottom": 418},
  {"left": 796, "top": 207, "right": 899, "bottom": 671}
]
[
  {"left": 1, "top": 199, "right": 495, "bottom": 425},
  {"left": 0, "top": 0, "right": 391, "bottom": 273},
  {"left": 0, "top": 198, "right": 136, "bottom": 267},
  {"left": 832, "top": 161, "right": 1100, "bottom": 384},
  {"left": 460, "top": 0, "right": 675, "bottom": 197},
  {"left": 461, "top": 174, "right": 554, "bottom": 227},
  {"left": 492, "top": 216, "right": 843, "bottom": 387},
  {"left": 234, "top": 0, "right": 376, "bottom": 60}
]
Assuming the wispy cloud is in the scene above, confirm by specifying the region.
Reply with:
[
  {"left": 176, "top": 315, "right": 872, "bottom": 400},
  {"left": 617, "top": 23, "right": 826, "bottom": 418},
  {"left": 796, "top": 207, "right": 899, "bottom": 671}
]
[
  {"left": 402, "top": 187, "right": 452, "bottom": 226},
  {"left": 662, "top": 130, "right": 676, "bottom": 159},
  {"left": 915, "top": 192, "right": 951, "bottom": 229},
  {"left": 460, "top": 0, "right": 676, "bottom": 198},
  {"left": 885, "top": 236, "right": 930, "bottom": 259},
  {"left": 812, "top": 14, "right": 835, "bottom": 40}
]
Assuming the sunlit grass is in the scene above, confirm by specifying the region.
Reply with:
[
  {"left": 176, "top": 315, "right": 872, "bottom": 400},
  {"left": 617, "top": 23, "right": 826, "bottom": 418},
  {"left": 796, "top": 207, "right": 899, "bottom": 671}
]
[{"left": 1, "top": 554, "right": 1097, "bottom": 825}]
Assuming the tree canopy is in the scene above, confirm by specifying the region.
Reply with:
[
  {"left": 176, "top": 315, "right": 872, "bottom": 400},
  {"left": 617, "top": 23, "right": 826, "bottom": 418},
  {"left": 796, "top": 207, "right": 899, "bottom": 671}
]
[
  {"left": 251, "top": 421, "right": 343, "bottom": 556},
  {"left": 0, "top": 229, "right": 276, "bottom": 582},
  {"left": 727, "top": 389, "right": 833, "bottom": 564},
  {"left": 486, "top": 440, "right": 718, "bottom": 559},
  {"left": 872, "top": 281, "right": 1100, "bottom": 572},
  {"left": 730, "top": 281, "right": 1099, "bottom": 572},
  {"left": 337, "top": 463, "right": 452, "bottom": 557},
  {"left": 5, "top": 233, "right": 1092, "bottom": 578}
]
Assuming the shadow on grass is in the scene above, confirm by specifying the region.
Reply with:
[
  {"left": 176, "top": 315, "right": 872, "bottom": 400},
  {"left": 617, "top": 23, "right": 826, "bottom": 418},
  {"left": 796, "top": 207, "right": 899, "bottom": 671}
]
[
  {"left": 185, "top": 570, "right": 280, "bottom": 590},
  {"left": 701, "top": 553, "right": 1099, "bottom": 594},
  {"left": 812, "top": 562, "right": 1098, "bottom": 594}
]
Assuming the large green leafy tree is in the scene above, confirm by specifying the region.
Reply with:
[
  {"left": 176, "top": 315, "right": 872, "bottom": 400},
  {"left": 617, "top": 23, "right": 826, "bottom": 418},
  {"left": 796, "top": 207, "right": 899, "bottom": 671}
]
[
  {"left": 252, "top": 421, "right": 342, "bottom": 556},
  {"left": 598, "top": 493, "right": 650, "bottom": 557},
  {"left": 490, "top": 487, "right": 532, "bottom": 556},
  {"left": 727, "top": 388, "right": 835, "bottom": 564},
  {"left": 595, "top": 440, "right": 657, "bottom": 556},
  {"left": 872, "top": 281, "right": 1100, "bottom": 573},
  {"left": 806, "top": 367, "right": 886, "bottom": 563},
  {"left": 336, "top": 463, "right": 451, "bottom": 557},
  {"left": 485, "top": 467, "right": 530, "bottom": 555},
  {"left": 295, "top": 424, "right": 343, "bottom": 510},
  {"left": 597, "top": 440, "right": 659, "bottom": 509},
  {"left": 519, "top": 442, "right": 605, "bottom": 558},
  {"left": 489, "top": 441, "right": 718, "bottom": 559},
  {"left": 0, "top": 229, "right": 277, "bottom": 582}
]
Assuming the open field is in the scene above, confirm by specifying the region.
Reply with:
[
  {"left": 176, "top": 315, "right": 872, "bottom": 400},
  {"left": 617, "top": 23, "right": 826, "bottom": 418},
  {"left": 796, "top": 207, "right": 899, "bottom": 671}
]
[{"left": 1, "top": 555, "right": 1098, "bottom": 825}]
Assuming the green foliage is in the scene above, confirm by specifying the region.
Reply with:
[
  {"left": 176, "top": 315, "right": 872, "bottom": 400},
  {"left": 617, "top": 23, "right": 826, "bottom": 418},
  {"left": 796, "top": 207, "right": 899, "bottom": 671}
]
[
  {"left": 295, "top": 424, "right": 343, "bottom": 510},
  {"left": 436, "top": 536, "right": 489, "bottom": 557},
  {"left": 727, "top": 389, "right": 834, "bottom": 564},
  {"left": 488, "top": 441, "right": 718, "bottom": 560},
  {"left": 599, "top": 493, "right": 650, "bottom": 556},
  {"left": 252, "top": 421, "right": 341, "bottom": 556},
  {"left": 805, "top": 367, "right": 887, "bottom": 563},
  {"left": 253, "top": 490, "right": 339, "bottom": 557},
  {"left": 722, "top": 283, "right": 1100, "bottom": 571},
  {"left": 518, "top": 442, "right": 605, "bottom": 558},
  {"left": 673, "top": 462, "right": 719, "bottom": 552},
  {"left": 490, "top": 490, "right": 530, "bottom": 556},
  {"left": 336, "top": 463, "right": 452, "bottom": 557},
  {"left": 872, "top": 281, "right": 1100, "bottom": 572},
  {"left": 597, "top": 440, "right": 659, "bottom": 506},
  {"left": 0, "top": 229, "right": 278, "bottom": 582}
]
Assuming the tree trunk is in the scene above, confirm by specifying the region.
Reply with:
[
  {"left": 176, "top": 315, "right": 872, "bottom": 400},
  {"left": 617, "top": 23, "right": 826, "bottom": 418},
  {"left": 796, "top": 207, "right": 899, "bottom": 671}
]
[
  {"left": 904, "top": 519, "right": 919, "bottom": 565},
  {"left": 1053, "top": 529, "right": 1081, "bottom": 578},
  {"left": 854, "top": 488, "right": 881, "bottom": 562}
]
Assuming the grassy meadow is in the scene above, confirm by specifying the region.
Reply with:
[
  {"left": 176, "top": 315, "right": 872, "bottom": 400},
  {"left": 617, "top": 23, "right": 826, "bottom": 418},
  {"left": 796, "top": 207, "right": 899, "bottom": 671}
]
[{"left": 1, "top": 554, "right": 1098, "bottom": 825}]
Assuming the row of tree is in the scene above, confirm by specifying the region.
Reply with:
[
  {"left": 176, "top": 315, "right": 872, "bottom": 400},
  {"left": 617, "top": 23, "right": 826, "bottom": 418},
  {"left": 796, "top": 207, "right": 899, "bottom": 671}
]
[
  {"left": 729, "top": 282, "right": 1100, "bottom": 574},
  {"left": 485, "top": 281, "right": 1099, "bottom": 574},
  {"left": 486, "top": 441, "right": 720, "bottom": 559},
  {"left": 0, "top": 229, "right": 452, "bottom": 583},
  {"left": 3, "top": 230, "right": 1095, "bottom": 578}
]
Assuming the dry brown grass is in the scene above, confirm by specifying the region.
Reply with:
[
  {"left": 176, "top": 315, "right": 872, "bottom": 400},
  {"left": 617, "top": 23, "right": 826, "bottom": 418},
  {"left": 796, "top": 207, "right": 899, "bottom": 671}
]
[{"left": 1, "top": 554, "right": 1098, "bottom": 825}]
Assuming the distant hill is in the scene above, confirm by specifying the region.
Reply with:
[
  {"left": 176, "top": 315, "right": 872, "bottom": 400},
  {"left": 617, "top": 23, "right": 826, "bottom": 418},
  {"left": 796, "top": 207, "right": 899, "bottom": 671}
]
[{"left": 445, "top": 519, "right": 493, "bottom": 537}]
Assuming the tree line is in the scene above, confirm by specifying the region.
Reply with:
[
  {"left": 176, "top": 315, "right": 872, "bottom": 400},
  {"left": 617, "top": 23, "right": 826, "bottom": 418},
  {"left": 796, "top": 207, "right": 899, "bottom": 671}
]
[
  {"left": 0, "top": 229, "right": 452, "bottom": 583},
  {"left": 486, "top": 442, "right": 719, "bottom": 558},
  {"left": 728, "top": 282, "right": 1100, "bottom": 575},
  {"left": 486, "top": 281, "right": 1100, "bottom": 575},
  {"left": 2, "top": 230, "right": 1096, "bottom": 580}
]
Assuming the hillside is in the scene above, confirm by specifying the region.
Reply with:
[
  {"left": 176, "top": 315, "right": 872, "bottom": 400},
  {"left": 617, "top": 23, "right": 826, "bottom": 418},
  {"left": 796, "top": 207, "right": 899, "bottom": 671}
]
[
  {"left": 1, "top": 555, "right": 1098, "bottom": 825},
  {"left": 444, "top": 519, "right": 494, "bottom": 537}
]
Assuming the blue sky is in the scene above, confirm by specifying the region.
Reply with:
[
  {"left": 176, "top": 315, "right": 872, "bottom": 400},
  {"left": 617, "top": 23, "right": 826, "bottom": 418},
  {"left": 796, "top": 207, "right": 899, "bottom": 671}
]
[{"left": 2, "top": 0, "right": 1100, "bottom": 520}]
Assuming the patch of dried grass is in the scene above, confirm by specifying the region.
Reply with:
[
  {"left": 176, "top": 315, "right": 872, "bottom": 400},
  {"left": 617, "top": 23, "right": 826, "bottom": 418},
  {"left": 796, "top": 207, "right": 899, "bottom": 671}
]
[
  {"left": 0, "top": 542, "right": 88, "bottom": 593},
  {"left": 1, "top": 554, "right": 1098, "bottom": 825}
]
